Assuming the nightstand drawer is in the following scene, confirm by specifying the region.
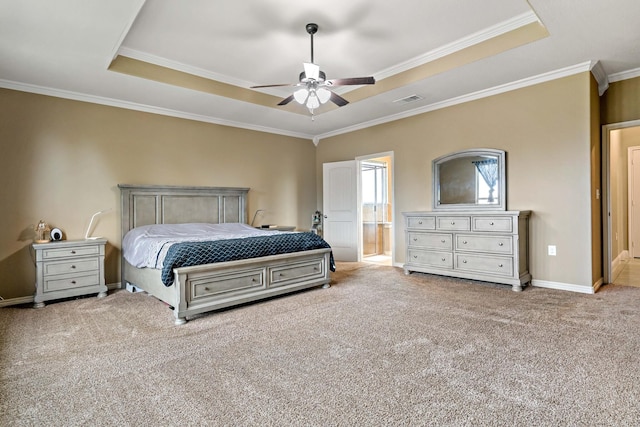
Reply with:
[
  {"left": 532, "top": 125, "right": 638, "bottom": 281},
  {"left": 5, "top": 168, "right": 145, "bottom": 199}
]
[
  {"left": 41, "top": 245, "right": 101, "bottom": 260},
  {"left": 44, "top": 272, "right": 101, "bottom": 292},
  {"left": 43, "top": 259, "right": 100, "bottom": 276}
]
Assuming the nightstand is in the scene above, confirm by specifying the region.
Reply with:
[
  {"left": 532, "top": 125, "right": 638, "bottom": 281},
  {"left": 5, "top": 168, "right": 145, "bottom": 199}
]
[{"left": 32, "top": 239, "right": 107, "bottom": 308}]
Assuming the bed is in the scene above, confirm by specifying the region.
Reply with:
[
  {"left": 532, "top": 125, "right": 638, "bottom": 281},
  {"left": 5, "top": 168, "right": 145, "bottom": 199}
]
[{"left": 119, "top": 184, "right": 333, "bottom": 325}]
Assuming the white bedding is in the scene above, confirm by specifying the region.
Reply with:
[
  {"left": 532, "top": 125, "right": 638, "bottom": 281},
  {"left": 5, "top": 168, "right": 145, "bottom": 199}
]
[{"left": 123, "top": 223, "right": 291, "bottom": 269}]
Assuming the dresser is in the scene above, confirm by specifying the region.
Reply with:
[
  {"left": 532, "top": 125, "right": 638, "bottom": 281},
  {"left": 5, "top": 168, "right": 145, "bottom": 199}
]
[
  {"left": 33, "top": 239, "right": 107, "bottom": 307},
  {"left": 403, "top": 211, "right": 531, "bottom": 291}
]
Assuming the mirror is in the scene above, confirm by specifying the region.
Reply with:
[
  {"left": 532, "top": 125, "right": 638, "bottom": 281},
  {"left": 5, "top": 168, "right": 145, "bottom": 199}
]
[{"left": 433, "top": 148, "right": 506, "bottom": 211}]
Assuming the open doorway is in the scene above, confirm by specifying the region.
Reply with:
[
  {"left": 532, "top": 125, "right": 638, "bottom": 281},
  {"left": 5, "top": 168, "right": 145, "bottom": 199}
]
[
  {"left": 603, "top": 120, "right": 640, "bottom": 286},
  {"left": 358, "top": 153, "right": 393, "bottom": 266}
]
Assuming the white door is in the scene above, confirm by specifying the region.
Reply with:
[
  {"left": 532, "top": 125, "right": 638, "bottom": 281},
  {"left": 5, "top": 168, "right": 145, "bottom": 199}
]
[
  {"left": 630, "top": 148, "right": 640, "bottom": 258},
  {"left": 323, "top": 160, "right": 358, "bottom": 261}
]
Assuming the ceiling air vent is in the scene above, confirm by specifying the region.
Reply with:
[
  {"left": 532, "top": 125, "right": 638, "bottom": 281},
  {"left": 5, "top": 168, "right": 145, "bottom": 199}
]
[{"left": 393, "top": 94, "right": 424, "bottom": 105}]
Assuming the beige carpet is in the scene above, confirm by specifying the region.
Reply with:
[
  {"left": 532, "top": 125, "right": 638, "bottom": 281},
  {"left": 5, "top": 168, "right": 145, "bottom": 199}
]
[{"left": 2, "top": 262, "right": 640, "bottom": 426}]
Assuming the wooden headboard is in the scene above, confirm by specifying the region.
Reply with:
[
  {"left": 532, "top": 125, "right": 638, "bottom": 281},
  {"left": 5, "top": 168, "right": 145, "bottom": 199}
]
[{"left": 118, "top": 184, "right": 249, "bottom": 240}]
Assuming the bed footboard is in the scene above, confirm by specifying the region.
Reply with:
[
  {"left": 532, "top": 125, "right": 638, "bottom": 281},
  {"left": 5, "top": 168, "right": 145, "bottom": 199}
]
[{"left": 126, "top": 249, "right": 332, "bottom": 325}]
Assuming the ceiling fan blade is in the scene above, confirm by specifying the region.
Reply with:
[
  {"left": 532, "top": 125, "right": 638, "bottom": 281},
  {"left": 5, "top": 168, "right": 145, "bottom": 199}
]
[
  {"left": 277, "top": 94, "right": 295, "bottom": 106},
  {"left": 250, "top": 83, "right": 297, "bottom": 89},
  {"left": 326, "top": 76, "right": 375, "bottom": 86},
  {"left": 329, "top": 92, "right": 349, "bottom": 107}
]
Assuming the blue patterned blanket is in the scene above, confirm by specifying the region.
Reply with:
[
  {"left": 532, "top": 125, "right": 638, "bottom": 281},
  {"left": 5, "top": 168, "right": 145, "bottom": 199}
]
[{"left": 161, "top": 232, "right": 335, "bottom": 286}]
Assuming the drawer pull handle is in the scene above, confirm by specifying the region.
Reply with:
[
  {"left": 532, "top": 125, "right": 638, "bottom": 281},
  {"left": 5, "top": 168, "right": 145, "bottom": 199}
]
[
  {"left": 71, "top": 250, "right": 76, "bottom": 254},
  {"left": 440, "top": 239, "right": 445, "bottom": 243},
  {"left": 71, "top": 265, "right": 76, "bottom": 269},
  {"left": 252, "top": 278, "right": 256, "bottom": 282},
  {"left": 490, "top": 221, "right": 494, "bottom": 225},
  {"left": 462, "top": 240, "right": 467, "bottom": 244},
  {"left": 451, "top": 221, "right": 455, "bottom": 225},
  {"left": 279, "top": 273, "right": 284, "bottom": 277},
  {"left": 413, "top": 238, "right": 418, "bottom": 241},
  {"left": 204, "top": 287, "right": 210, "bottom": 291},
  {"left": 498, "top": 242, "right": 504, "bottom": 246},
  {"left": 418, "top": 221, "right": 423, "bottom": 225},
  {"left": 71, "top": 280, "right": 76, "bottom": 284},
  {"left": 441, "top": 257, "right": 446, "bottom": 262},
  {"left": 498, "top": 263, "right": 504, "bottom": 268},
  {"left": 462, "top": 259, "right": 467, "bottom": 263},
  {"left": 413, "top": 255, "right": 418, "bottom": 259}
]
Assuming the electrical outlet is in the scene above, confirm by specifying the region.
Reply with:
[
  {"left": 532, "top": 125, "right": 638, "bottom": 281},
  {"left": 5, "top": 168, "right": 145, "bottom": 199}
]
[{"left": 548, "top": 245, "right": 557, "bottom": 256}]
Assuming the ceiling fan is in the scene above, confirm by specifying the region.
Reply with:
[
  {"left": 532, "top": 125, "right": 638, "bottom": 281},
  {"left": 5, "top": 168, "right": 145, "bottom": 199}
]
[{"left": 250, "top": 23, "right": 375, "bottom": 115}]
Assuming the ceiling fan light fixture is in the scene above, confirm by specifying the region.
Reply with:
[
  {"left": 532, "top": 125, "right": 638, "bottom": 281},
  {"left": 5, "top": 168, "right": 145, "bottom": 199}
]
[
  {"left": 294, "top": 88, "right": 309, "bottom": 104},
  {"left": 306, "top": 91, "right": 320, "bottom": 110},
  {"left": 316, "top": 87, "right": 331, "bottom": 104}
]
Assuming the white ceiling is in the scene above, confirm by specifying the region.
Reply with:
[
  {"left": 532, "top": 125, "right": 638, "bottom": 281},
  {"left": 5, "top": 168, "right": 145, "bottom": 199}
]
[{"left": 2, "top": 0, "right": 640, "bottom": 143}]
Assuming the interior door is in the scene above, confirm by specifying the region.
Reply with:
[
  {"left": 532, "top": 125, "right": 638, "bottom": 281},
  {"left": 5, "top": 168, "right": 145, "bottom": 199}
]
[
  {"left": 323, "top": 160, "right": 358, "bottom": 261},
  {"left": 630, "top": 148, "right": 640, "bottom": 258}
]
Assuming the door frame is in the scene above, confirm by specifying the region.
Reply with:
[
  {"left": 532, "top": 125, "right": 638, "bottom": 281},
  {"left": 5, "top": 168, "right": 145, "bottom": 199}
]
[
  {"left": 356, "top": 151, "right": 395, "bottom": 265},
  {"left": 628, "top": 147, "right": 640, "bottom": 258},
  {"left": 602, "top": 119, "right": 640, "bottom": 283}
]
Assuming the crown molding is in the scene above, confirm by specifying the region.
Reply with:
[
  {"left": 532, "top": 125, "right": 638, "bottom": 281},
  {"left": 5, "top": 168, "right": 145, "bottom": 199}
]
[
  {"left": 117, "top": 47, "right": 257, "bottom": 91},
  {"left": 589, "top": 60, "right": 609, "bottom": 95},
  {"left": 0, "top": 79, "right": 313, "bottom": 141},
  {"left": 375, "top": 11, "right": 541, "bottom": 81},
  {"left": 608, "top": 67, "right": 640, "bottom": 83},
  {"left": 106, "top": 0, "right": 147, "bottom": 66},
  {"left": 316, "top": 61, "right": 594, "bottom": 141}
]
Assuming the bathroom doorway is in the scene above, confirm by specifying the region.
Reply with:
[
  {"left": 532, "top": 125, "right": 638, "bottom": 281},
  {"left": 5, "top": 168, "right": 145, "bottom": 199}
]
[{"left": 359, "top": 153, "right": 393, "bottom": 266}]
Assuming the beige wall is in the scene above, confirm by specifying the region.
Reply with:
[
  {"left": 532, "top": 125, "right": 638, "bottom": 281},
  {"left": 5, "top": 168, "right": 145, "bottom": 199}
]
[
  {"left": 317, "top": 72, "right": 596, "bottom": 288},
  {"left": 0, "top": 89, "right": 317, "bottom": 299},
  {"left": 602, "top": 76, "right": 640, "bottom": 125}
]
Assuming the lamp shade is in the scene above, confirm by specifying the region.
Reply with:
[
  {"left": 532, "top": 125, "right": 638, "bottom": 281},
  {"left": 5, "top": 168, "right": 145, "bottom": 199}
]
[
  {"left": 294, "top": 88, "right": 309, "bottom": 104},
  {"left": 306, "top": 92, "right": 320, "bottom": 109},
  {"left": 316, "top": 87, "right": 331, "bottom": 104}
]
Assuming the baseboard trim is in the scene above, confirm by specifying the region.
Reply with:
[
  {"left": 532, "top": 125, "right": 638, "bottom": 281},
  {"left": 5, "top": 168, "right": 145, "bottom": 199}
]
[
  {"left": 0, "top": 282, "right": 122, "bottom": 307},
  {"left": 0, "top": 295, "right": 34, "bottom": 307},
  {"left": 531, "top": 279, "right": 596, "bottom": 294}
]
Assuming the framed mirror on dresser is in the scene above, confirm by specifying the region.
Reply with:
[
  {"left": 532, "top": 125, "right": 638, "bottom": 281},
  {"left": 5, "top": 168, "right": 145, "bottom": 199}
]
[{"left": 403, "top": 149, "right": 531, "bottom": 291}]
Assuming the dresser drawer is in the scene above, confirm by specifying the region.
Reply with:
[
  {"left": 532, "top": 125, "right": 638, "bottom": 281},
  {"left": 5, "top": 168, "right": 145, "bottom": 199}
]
[
  {"left": 472, "top": 216, "right": 513, "bottom": 232},
  {"left": 455, "top": 234, "right": 513, "bottom": 255},
  {"left": 270, "top": 258, "right": 326, "bottom": 287},
  {"left": 40, "top": 245, "right": 101, "bottom": 260},
  {"left": 43, "top": 258, "right": 100, "bottom": 276},
  {"left": 44, "top": 272, "right": 101, "bottom": 292},
  {"left": 191, "top": 268, "right": 265, "bottom": 300},
  {"left": 406, "top": 216, "right": 436, "bottom": 230},
  {"left": 407, "top": 249, "right": 453, "bottom": 269},
  {"left": 436, "top": 216, "right": 471, "bottom": 231},
  {"left": 407, "top": 232, "right": 452, "bottom": 250},
  {"left": 456, "top": 254, "right": 514, "bottom": 277}
]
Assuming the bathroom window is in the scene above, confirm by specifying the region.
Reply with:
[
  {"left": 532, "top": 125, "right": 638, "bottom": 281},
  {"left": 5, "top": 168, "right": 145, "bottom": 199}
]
[{"left": 362, "top": 161, "right": 388, "bottom": 223}]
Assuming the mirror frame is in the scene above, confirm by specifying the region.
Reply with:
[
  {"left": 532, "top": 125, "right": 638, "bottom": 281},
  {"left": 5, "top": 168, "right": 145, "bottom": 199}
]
[{"left": 433, "top": 148, "right": 506, "bottom": 211}]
